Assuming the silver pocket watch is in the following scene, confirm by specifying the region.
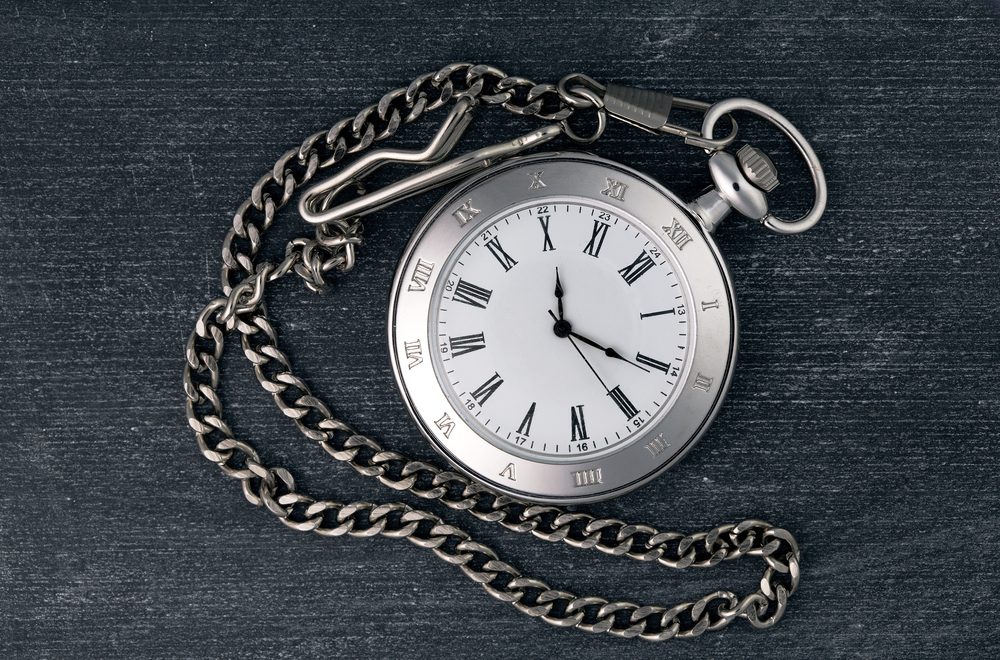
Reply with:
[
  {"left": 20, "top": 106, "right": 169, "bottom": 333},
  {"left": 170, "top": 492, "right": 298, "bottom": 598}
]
[
  {"left": 188, "top": 65, "right": 826, "bottom": 639},
  {"left": 302, "top": 86, "right": 827, "bottom": 505}
]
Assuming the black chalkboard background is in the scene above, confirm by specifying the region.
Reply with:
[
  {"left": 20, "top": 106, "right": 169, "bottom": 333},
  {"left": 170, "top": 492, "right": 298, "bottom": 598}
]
[{"left": 2, "top": 1, "right": 998, "bottom": 657}]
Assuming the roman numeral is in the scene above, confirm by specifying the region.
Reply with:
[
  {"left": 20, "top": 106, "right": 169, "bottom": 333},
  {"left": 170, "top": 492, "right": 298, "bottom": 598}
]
[
  {"left": 528, "top": 171, "right": 546, "bottom": 189},
  {"left": 635, "top": 352, "right": 671, "bottom": 374},
  {"left": 640, "top": 308, "right": 675, "bottom": 319},
  {"left": 607, "top": 385, "right": 639, "bottom": 419},
  {"left": 572, "top": 468, "right": 603, "bottom": 487},
  {"left": 435, "top": 412, "right": 455, "bottom": 438},
  {"left": 701, "top": 299, "right": 720, "bottom": 311},
  {"left": 500, "top": 463, "right": 517, "bottom": 480},
  {"left": 485, "top": 237, "right": 518, "bottom": 271},
  {"left": 618, "top": 252, "right": 655, "bottom": 285},
  {"left": 452, "top": 278, "right": 492, "bottom": 309},
  {"left": 407, "top": 258, "right": 435, "bottom": 292},
  {"left": 601, "top": 178, "right": 628, "bottom": 201},
  {"left": 645, "top": 435, "right": 669, "bottom": 457},
  {"left": 583, "top": 220, "right": 610, "bottom": 257},
  {"left": 448, "top": 332, "right": 486, "bottom": 357},
  {"left": 538, "top": 215, "right": 555, "bottom": 251},
  {"left": 470, "top": 372, "right": 504, "bottom": 406},
  {"left": 570, "top": 404, "right": 589, "bottom": 441},
  {"left": 403, "top": 339, "right": 423, "bottom": 369},
  {"left": 453, "top": 199, "right": 480, "bottom": 226},
  {"left": 516, "top": 402, "right": 536, "bottom": 437},
  {"left": 692, "top": 373, "right": 713, "bottom": 392},
  {"left": 664, "top": 218, "right": 693, "bottom": 250}
]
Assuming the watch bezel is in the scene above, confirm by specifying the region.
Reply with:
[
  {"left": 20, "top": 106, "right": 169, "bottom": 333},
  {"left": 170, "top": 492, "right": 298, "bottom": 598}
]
[{"left": 388, "top": 152, "right": 737, "bottom": 504}]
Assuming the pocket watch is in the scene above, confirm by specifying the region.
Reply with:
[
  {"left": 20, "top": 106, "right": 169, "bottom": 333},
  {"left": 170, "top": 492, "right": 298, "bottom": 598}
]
[
  {"left": 301, "top": 86, "right": 826, "bottom": 505},
  {"left": 187, "top": 64, "right": 826, "bottom": 640},
  {"left": 388, "top": 151, "right": 740, "bottom": 503}
]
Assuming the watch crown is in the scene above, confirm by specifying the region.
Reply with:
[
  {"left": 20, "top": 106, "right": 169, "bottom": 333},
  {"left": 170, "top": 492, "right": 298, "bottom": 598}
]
[{"left": 737, "top": 144, "right": 780, "bottom": 193}]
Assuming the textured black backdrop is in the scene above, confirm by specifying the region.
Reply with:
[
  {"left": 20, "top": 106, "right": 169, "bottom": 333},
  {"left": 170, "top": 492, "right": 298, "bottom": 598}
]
[{"left": 2, "top": 1, "right": 999, "bottom": 657}]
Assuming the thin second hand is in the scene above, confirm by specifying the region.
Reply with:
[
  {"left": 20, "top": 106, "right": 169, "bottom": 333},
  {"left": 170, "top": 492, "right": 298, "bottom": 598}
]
[{"left": 566, "top": 335, "right": 609, "bottom": 393}]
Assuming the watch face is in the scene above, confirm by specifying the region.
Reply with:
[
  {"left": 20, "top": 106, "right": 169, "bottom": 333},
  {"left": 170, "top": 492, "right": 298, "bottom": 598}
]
[
  {"left": 431, "top": 200, "right": 689, "bottom": 460},
  {"left": 389, "top": 152, "right": 736, "bottom": 504}
]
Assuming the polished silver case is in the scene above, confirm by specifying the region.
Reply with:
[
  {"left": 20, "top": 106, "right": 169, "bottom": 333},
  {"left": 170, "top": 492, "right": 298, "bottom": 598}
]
[{"left": 388, "top": 152, "right": 737, "bottom": 504}]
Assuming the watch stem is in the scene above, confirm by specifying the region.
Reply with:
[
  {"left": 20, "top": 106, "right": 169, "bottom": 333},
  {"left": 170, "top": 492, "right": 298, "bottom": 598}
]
[{"left": 737, "top": 144, "right": 780, "bottom": 192}]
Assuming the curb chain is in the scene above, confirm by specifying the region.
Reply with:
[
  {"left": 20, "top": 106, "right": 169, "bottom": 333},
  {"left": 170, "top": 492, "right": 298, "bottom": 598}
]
[{"left": 184, "top": 63, "right": 800, "bottom": 641}]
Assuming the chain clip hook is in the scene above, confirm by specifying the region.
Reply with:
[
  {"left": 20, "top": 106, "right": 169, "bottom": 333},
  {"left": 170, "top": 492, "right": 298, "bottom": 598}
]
[
  {"left": 299, "top": 95, "right": 578, "bottom": 226},
  {"left": 598, "top": 81, "right": 739, "bottom": 151}
]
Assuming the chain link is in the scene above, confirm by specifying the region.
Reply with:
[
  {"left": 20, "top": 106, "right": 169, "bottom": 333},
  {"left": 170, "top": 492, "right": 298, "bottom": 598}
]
[{"left": 185, "top": 63, "right": 800, "bottom": 641}]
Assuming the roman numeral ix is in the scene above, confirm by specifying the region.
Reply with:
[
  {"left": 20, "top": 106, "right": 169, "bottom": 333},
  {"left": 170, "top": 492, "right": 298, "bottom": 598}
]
[
  {"left": 453, "top": 199, "right": 480, "bottom": 226},
  {"left": 485, "top": 237, "right": 518, "bottom": 272}
]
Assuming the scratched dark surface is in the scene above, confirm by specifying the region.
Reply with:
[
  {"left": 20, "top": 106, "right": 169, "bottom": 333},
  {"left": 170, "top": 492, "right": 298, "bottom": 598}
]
[{"left": 2, "top": 1, "right": 999, "bottom": 657}]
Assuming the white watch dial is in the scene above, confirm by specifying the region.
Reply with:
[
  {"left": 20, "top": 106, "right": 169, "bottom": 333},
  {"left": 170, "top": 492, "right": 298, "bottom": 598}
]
[{"left": 431, "top": 199, "right": 690, "bottom": 459}]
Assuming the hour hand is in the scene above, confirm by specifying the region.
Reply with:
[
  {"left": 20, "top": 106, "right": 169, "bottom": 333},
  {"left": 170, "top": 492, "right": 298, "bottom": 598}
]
[{"left": 554, "top": 267, "right": 565, "bottom": 320}]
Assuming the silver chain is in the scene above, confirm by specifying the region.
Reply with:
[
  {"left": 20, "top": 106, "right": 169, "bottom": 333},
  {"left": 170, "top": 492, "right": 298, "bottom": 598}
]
[{"left": 183, "top": 63, "right": 800, "bottom": 641}]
